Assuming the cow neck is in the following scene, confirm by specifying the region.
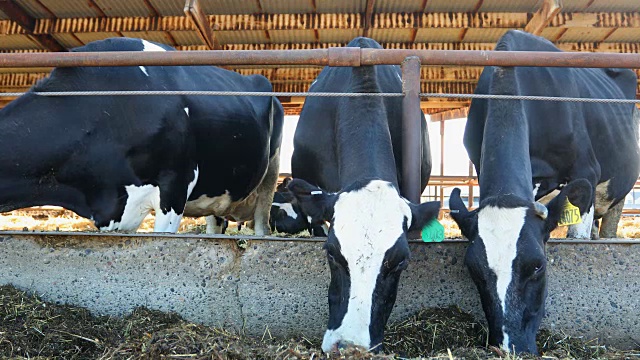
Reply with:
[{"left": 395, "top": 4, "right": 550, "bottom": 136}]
[
  {"left": 478, "top": 68, "right": 533, "bottom": 202},
  {"left": 335, "top": 67, "right": 399, "bottom": 189}
]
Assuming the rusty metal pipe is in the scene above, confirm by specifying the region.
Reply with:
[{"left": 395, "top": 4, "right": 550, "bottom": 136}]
[
  {"left": 2, "top": 48, "right": 640, "bottom": 68},
  {"left": 0, "top": 49, "right": 330, "bottom": 68},
  {"left": 361, "top": 49, "right": 640, "bottom": 68},
  {"left": 401, "top": 56, "right": 422, "bottom": 204}
]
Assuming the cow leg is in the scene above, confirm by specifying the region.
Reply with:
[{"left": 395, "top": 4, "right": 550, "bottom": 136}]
[
  {"left": 566, "top": 204, "right": 595, "bottom": 239},
  {"left": 205, "top": 215, "right": 228, "bottom": 234},
  {"left": 253, "top": 149, "right": 280, "bottom": 236},
  {"left": 599, "top": 200, "right": 624, "bottom": 238},
  {"left": 154, "top": 166, "right": 198, "bottom": 233}
]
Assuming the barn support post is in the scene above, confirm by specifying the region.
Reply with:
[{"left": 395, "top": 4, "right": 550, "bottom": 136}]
[{"left": 401, "top": 56, "right": 422, "bottom": 204}]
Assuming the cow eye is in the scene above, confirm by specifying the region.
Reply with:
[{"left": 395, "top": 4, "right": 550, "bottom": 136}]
[{"left": 529, "top": 261, "right": 546, "bottom": 277}]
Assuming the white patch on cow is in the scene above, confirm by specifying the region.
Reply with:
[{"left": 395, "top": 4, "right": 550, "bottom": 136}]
[
  {"left": 187, "top": 166, "right": 199, "bottom": 199},
  {"left": 141, "top": 39, "right": 166, "bottom": 52},
  {"left": 154, "top": 208, "right": 182, "bottom": 232},
  {"left": 273, "top": 202, "right": 297, "bottom": 219},
  {"left": 567, "top": 204, "right": 594, "bottom": 239},
  {"left": 501, "top": 326, "right": 510, "bottom": 352},
  {"left": 477, "top": 205, "right": 528, "bottom": 352},
  {"left": 100, "top": 220, "right": 120, "bottom": 231},
  {"left": 205, "top": 215, "right": 225, "bottom": 234},
  {"left": 184, "top": 107, "right": 189, "bottom": 116},
  {"left": 307, "top": 216, "right": 313, "bottom": 225},
  {"left": 321, "top": 223, "right": 329, "bottom": 236},
  {"left": 122, "top": 184, "right": 160, "bottom": 230},
  {"left": 139, "top": 39, "right": 166, "bottom": 76},
  {"left": 532, "top": 183, "right": 541, "bottom": 197},
  {"left": 321, "top": 180, "right": 412, "bottom": 352}
]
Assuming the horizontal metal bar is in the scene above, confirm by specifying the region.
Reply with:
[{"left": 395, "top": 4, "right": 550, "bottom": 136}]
[
  {"left": 2, "top": 91, "right": 638, "bottom": 105},
  {"left": 1, "top": 230, "right": 639, "bottom": 245},
  {"left": 0, "top": 91, "right": 404, "bottom": 97},
  {"left": 1, "top": 48, "right": 640, "bottom": 68},
  {"left": 360, "top": 49, "right": 640, "bottom": 68}
]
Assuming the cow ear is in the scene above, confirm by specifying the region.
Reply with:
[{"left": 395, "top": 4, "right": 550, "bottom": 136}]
[
  {"left": 287, "top": 178, "right": 337, "bottom": 222},
  {"left": 544, "top": 179, "right": 593, "bottom": 234},
  {"left": 449, "top": 188, "right": 478, "bottom": 240},
  {"left": 407, "top": 201, "right": 441, "bottom": 232}
]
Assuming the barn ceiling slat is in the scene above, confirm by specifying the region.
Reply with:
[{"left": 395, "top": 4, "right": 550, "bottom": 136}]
[{"left": 0, "top": 0, "right": 639, "bottom": 113}]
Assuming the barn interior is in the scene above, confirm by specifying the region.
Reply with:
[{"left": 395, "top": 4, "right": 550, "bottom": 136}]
[{"left": 1, "top": 0, "right": 640, "bottom": 214}]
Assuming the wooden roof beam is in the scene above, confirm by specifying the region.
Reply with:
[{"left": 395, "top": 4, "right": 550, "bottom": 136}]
[
  {"left": 0, "top": 0, "right": 65, "bottom": 52},
  {"left": 5, "top": 12, "right": 635, "bottom": 36},
  {"left": 525, "top": 0, "right": 563, "bottom": 35},
  {"left": 429, "top": 107, "right": 469, "bottom": 122},
  {"left": 184, "top": 0, "right": 220, "bottom": 50},
  {"left": 363, "top": 0, "right": 375, "bottom": 37}
]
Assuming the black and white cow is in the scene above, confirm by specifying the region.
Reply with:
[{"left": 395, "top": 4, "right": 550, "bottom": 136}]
[
  {"left": 269, "top": 177, "right": 327, "bottom": 235},
  {"left": 289, "top": 37, "right": 440, "bottom": 352},
  {"left": 0, "top": 38, "right": 283, "bottom": 235},
  {"left": 449, "top": 30, "right": 640, "bottom": 354}
]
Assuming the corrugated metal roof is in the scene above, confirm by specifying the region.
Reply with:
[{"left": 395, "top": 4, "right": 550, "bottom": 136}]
[
  {"left": 375, "top": 0, "right": 424, "bottom": 13},
  {"left": 269, "top": 30, "right": 316, "bottom": 43},
  {"left": 584, "top": 0, "right": 640, "bottom": 12},
  {"left": 93, "top": 0, "right": 155, "bottom": 17},
  {"left": 415, "top": 28, "right": 463, "bottom": 42},
  {"left": 148, "top": 0, "right": 184, "bottom": 16},
  {"left": 14, "top": 0, "right": 54, "bottom": 18},
  {"left": 315, "top": 0, "right": 366, "bottom": 14},
  {"left": 261, "top": 0, "right": 315, "bottom": 14},
  {"left": 215, "top": 30, "right": 269, "bottom": 44},
  {"left": 560, "top": 0, "right": 592, "bottom": 12},
  {"left": 52, "top": 33, "right": 85, "bottom": 48},
  {"left": 38, "top": 0, "right": 102, "bottom": 18},
  {"left": 603, "top": 28, "right": 640, "bottom": 43},
  {"left": 121, "top": 31, "right": 172, "bottom": 44},
  {"left": 479, "top": 0, "right": 542, "bottom": 12},
  {"left": 463, "top": 28, "right": 513, "bottom": 43},
  {"left": 74, "top": 32, "right": 121, "bottom": 44},
  {"left": 169, "top": 31, "right": 203, "bottom": 46},
  {"left": 0, "top": 35, "right": 43, "bottom": 50},
  {"left": 201, "top": 1, "right": 261, "bottom": 15},
  {"left": 369, "top": 28, "right": 413, "bottom": 43},
  {"left": 318, "top": 29, "right": 362, "bottom": 43},
  {"left": 424, "top": 0, "right": 478, "bottom": 13},
  {"left": 559, "top": 27, "right": 612, "bottom": 42}
]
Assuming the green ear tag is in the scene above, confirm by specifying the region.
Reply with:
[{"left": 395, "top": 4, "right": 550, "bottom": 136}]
[{"left": 421, "top": 218, "right": 445, "bottom": 243}]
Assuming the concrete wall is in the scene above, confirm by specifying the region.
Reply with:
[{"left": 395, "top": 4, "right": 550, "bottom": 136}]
[{"left": 0, "top": 232, "right": 638, "bottom": 349}]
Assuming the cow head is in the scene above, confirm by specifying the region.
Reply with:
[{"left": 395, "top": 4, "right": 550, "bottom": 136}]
[
  {"left": 449, "top": 179, "right": 592, "bottom": 354},
  {"left": 288, "top": 178, "right": 440, "bottom": 353},
  {"left": 270, "top": 177, "right": 327, "bottom": 236}
]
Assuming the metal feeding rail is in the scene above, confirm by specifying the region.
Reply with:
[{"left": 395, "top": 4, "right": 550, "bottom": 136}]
[{"left": 1, "top": 48, "right": 640, "bottom": 204}]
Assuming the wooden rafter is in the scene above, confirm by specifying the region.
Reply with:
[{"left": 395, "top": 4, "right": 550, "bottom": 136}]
[
  {"left": 184, "top": 0, "right": 220, "bottom": 50},
  {"left": 0, "top": 0, "right": 65, "bottom": 52},
  {"left": 363, "top": 0, "right": 375, "bottom": 37},
  {"left": 429, "top": 107, "right": 470, "bottom": 122},
  {"left": 2, "top": 12, "right": 633, "bottom": 38},
  {"left": 524, "top": 0, "right": 563, "bottom": 35}
]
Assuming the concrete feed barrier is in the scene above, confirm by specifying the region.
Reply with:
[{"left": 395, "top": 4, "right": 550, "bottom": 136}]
[{"left": 0, "top": 232, "right": 638, "bottom": 349}]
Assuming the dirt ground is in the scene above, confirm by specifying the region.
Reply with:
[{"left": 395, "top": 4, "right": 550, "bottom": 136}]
[
  {"left": 1, "top": 285, "right": 638, "bottom": 360},
  {"left": 2, "top": 207, "right": 640, "bottom": 239}
]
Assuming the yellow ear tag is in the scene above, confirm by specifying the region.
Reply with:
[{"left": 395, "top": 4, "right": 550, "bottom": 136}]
[{"left": 558, "top": 199, "right": 582, "bottom": 226}]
